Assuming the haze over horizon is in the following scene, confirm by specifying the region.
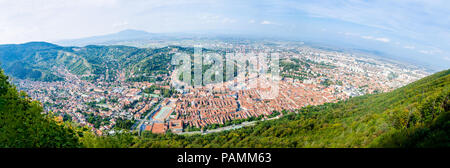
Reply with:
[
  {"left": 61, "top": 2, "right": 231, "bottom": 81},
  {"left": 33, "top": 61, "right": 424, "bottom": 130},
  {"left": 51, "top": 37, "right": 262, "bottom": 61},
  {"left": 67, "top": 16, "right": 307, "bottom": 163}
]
[{"left": 0, "top": 0, "right": 449, "bottom": 70}]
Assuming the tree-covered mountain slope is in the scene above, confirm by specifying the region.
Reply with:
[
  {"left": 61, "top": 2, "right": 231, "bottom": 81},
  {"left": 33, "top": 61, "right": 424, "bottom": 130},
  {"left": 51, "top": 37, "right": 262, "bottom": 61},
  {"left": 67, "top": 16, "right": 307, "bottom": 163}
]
[{"left": 0, "top": 66, "right": 448, "bottom": 148}]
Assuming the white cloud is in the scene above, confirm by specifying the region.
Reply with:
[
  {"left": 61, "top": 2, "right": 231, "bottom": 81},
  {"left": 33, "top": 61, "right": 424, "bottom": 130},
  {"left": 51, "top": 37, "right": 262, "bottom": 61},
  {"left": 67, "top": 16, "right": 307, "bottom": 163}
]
[
  {"left": 221, "top": 17, "right": 236, "bottom": 24},
  {"left": 343, "top": 32, "right": 357, "bottom": 36},
  {"left": 337, "top": 32, "right": 393, "bottom": 43},
  {"left": 113, "top": 21, "right": 129, "bottom": 29},
  {"left": 0, "top": 0, "right": 226, "bottom": 44},
  {"left": 261, "top": 20, "right": 272, "bottom": 25}
]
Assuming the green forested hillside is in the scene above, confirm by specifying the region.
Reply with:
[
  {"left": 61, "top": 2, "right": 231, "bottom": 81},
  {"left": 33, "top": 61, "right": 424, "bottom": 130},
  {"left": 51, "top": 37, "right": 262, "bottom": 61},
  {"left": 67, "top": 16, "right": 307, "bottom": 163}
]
[
  {"left": 1, "top": 67, "right": 449, "bottom": 148},
  {"left": 0, "top": 69, "right": 81, "bottom": 147},
  {"left": 86, "top": 69, "right": 450, "bottom": 148},
  {"left": 0, "top": 42, "right": 178, "bottom": 82}
]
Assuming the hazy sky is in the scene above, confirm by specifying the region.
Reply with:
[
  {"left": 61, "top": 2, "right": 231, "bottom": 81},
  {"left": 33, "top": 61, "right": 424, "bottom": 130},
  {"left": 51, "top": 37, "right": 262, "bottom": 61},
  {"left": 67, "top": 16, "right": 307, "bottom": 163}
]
[{"left": 0, "top": 0, "right": 449, "bottom": 69}]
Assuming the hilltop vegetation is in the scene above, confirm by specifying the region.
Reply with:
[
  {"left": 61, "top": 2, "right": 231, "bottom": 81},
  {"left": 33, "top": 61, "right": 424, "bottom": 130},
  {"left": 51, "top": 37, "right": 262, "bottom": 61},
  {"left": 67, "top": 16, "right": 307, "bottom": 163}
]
[
  {"left": 0, "top": 42, "right": 180, "bottom": 82},
  {"left": 0, "top": 65, "right": 448, "bottom": 147},
  {"left": 0, "top": 42, "right": 242, "bottom": 84},
  {"left": 0, "top": 69, "right": 82, "bottom": 147}
]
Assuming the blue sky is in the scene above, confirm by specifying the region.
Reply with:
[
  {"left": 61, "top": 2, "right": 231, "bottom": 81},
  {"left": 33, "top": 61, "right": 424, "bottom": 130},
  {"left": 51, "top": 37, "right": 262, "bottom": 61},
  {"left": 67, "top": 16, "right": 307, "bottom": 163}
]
[{"left": 0, "top": 0, "right": 449, "bottom": 70}]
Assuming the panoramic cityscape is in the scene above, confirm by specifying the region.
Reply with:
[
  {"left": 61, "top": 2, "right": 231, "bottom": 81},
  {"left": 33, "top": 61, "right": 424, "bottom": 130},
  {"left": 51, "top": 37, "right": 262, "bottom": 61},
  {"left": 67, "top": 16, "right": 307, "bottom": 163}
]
[{"left": 1, "top": 2, "right": 449, "bottom": 165}]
